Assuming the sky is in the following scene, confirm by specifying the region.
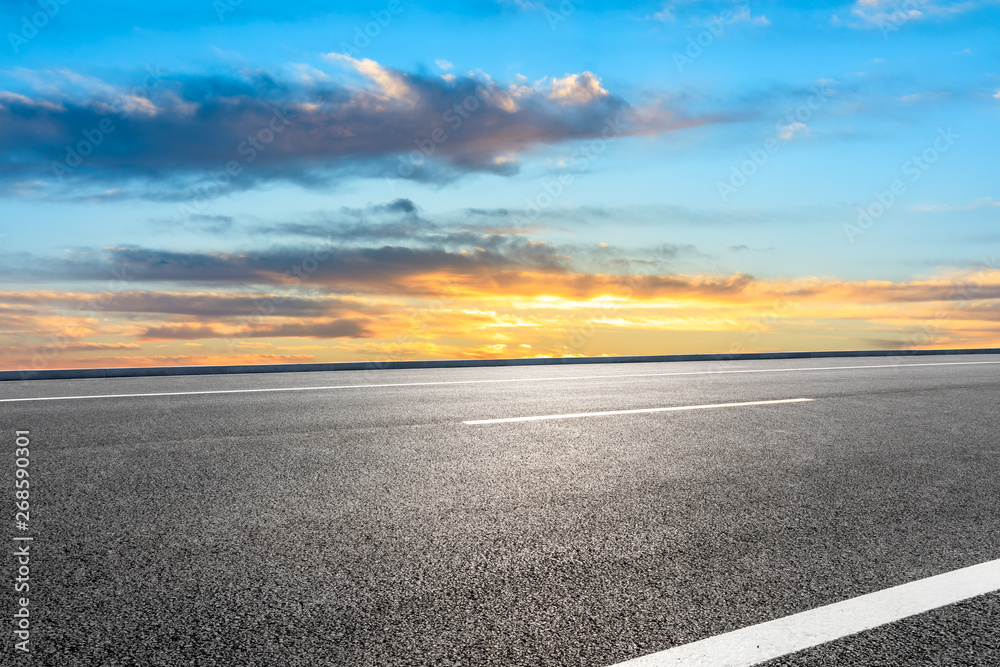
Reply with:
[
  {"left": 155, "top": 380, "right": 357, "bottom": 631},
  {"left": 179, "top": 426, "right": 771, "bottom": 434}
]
[{"left": 1, "top": 0, "right": 998, "bottom": 371}]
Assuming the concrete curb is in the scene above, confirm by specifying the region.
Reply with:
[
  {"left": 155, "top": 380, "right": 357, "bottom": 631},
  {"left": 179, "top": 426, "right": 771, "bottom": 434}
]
[{"left": 2, "top": 347, "right": 999, "bottom": 381}]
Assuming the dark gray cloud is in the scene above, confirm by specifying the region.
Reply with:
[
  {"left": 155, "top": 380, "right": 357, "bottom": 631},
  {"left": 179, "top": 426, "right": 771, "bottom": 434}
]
[
  {"left": 1, "top": 196, "right": 730, "bottom": 297},
  {"left": 18, "top": 238, "right": 569, "bottom": 295},
  {"left": 94, "top": 292, "right": 354, "bottom": 318},
  {"left": 376, "top": 198, "right": 417, "bottom": 214},
  {"left": 446, "top": 202, "right": 821, "bottom": 229},
  {"left": 252, "top": 199, "right": 549, "bottom": 248},
  {"left": 182, "top": 214, "right": 236, "bottom": 233},
  {"left": 0, "top": 291, "right": 377, "bottom": 327},
  {"left": 0, "top": 62, "right": 704, "bottom": 195}
]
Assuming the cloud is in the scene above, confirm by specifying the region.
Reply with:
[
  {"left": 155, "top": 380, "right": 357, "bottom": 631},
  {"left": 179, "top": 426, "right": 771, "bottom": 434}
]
[
  {"left": 647, "top": 2, "right": 769, "bottom": 27},
  {"left": 155, "top": 213, "right": 235, "bottom": 234},
  {"left": 911, "top": 197, "right": 1000, "bottom": 212},
  {"left": 833, "top": 0, "right": 992, "bottom": 30},
  {"left": 14, "top": 240, "right": 571, "bottom": 295},
  {"left": 0, "top": 59, "right": 726, "bottom": 196},
  {"left": 140, "top": 319, "right": 370, "bottom": 341},
  {"left": 324, "top": 54, "right": 416, "bottom": 104},
  {"left": 4, "top": 259, "right": 999, "bottom": 370},
  {"left": 63, "top": 342, "right": 142, "bottom": 351},
  {"left": 778, "top": 121, "right": 809, "bottom": 140},
  {"left": 140, "top": 323, "right": 221, "bottom": 340},
  {"left": 36, "top": 290, "right": 362, "bottom": 318},
  {"left": 647, "top": 3, "right": 676, "bottom": 22},
  {"left": 726, "top": 6, "right": 770, "bottom": 26},
  {"left": 547, "top": 72, "right": 609, "bottom": 105},
  {"left": 6, "top": 196, "right": 753, "bottom": 299},
  {"left": 251, "top": 201, "right": 568, "bottom": 260}
]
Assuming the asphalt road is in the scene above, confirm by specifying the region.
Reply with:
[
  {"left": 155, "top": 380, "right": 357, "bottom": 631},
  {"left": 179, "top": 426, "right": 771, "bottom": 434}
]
[{"left": 2, "top": 354, "right": 999, "bottom": 666}]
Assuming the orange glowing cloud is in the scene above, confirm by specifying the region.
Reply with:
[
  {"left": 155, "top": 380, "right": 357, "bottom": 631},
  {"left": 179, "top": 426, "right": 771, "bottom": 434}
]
[{"left": 2, "top": 264, "right": 998, "bottom": 372}]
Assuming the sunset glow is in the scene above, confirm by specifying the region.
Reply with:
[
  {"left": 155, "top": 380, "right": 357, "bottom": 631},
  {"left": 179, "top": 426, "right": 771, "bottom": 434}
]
[{"left": 2, "top": 1, "right": 998, "bottom": 371}]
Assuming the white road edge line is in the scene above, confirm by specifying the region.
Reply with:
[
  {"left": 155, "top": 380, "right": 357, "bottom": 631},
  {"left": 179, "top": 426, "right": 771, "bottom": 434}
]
[
  {"left": 1, "top": 359, "right": 998, "bottom": 403},
  {"left": 462, "top": 398, "right": 814, "bottom": 424},
  {"left": 608, "top": 557, "right": 1000, "bottom": 667}
]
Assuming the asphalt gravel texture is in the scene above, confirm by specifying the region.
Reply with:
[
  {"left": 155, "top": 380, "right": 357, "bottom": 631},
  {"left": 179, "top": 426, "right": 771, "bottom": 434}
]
[{"left": 2, "top": 354, "right": 999, "bottom": 666}]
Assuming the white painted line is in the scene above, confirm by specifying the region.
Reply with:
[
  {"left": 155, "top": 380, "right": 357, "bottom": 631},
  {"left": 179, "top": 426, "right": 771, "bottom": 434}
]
[
  {"left": 609, "top": 557, "right": 1000, "bottom": 667},
  {"left": 0, "top": 359, "right": 997, "bottom": 403},
  {"left": 462, "top": 398, "right": 814, "bottom": 424}
]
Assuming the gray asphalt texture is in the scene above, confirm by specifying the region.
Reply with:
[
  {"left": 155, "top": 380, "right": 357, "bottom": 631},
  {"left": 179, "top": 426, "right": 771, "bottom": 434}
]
[{"left": 2, "top": 354, "right": 999, "bottom": 666}]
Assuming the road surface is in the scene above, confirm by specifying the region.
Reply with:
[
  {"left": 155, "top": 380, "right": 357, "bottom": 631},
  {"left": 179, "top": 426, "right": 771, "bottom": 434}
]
[{"left": 2, "top": 354, "right": 999, "bottom": 665}]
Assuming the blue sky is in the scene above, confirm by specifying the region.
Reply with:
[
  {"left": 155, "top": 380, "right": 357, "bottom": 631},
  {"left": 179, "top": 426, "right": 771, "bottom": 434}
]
[{"left": 1, "top": 0, "right": 998, "bottom": 369}]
